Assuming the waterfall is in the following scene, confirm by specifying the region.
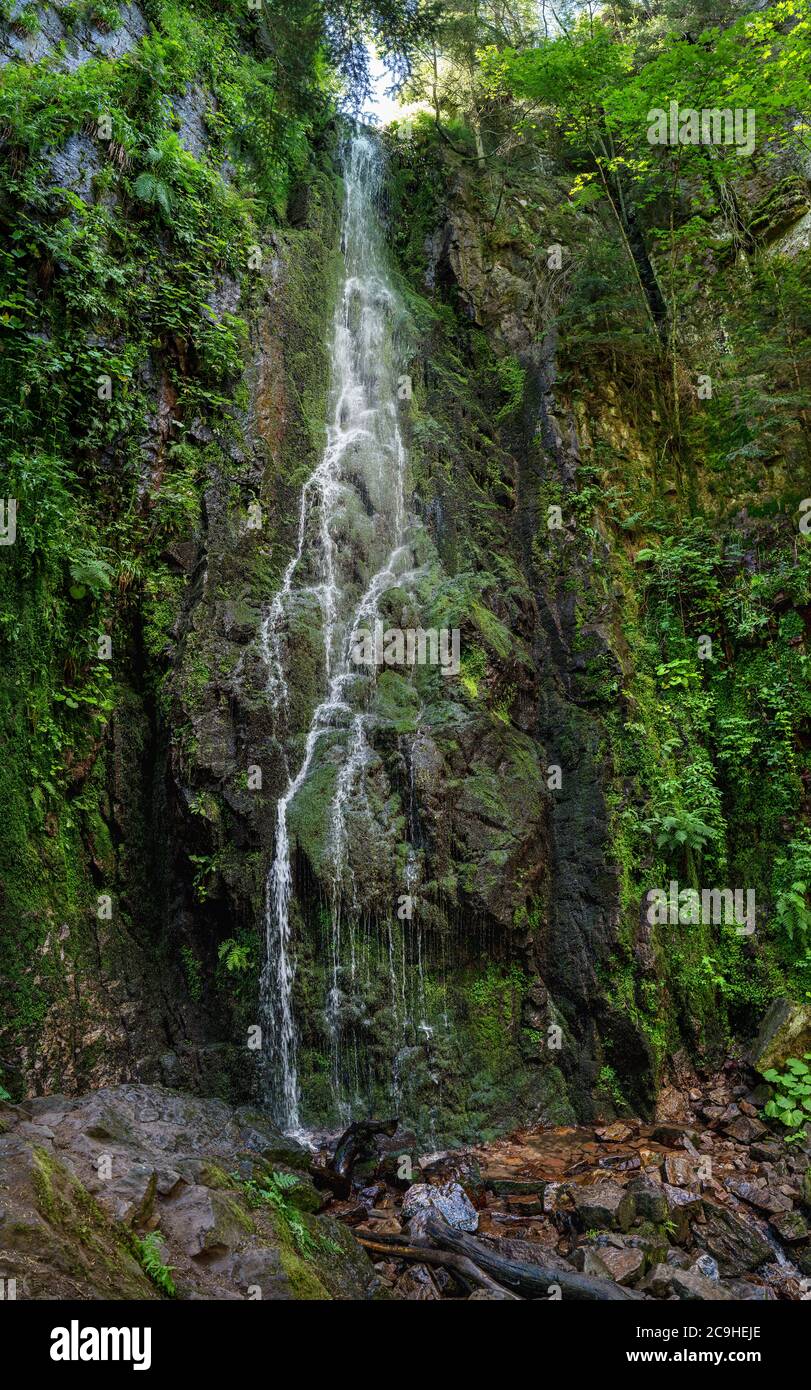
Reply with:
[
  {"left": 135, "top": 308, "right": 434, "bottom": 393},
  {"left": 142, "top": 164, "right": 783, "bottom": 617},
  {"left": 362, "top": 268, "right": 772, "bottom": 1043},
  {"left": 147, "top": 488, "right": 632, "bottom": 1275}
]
[{"left": 259, "top": 129, "right": 423, "bottom": 1132}]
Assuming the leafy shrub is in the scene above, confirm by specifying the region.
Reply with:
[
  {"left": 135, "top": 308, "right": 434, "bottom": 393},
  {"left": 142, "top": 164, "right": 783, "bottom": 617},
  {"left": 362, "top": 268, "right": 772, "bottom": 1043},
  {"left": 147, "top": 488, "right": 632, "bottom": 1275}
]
[{"left": 762, "top": 1055, "right": 811, "bottom": 1143}]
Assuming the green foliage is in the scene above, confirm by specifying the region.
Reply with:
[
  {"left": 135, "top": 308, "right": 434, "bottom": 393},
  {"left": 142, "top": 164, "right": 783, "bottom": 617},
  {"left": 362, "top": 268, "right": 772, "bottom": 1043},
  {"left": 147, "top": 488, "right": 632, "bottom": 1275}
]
[
  {"left": 188, "top": 853, "right": 222, "bottom": 903},
  {"left": 762, "top": 1055, "right": 811, "bottom": 1143},
  {"left": 234, "top": 1171, "right": 340, "bottom": 1258},
  {"left": 492, "top": 354, "right": 526, "bottom": 421},
  {"left": 133, "top": 170, "right": 172, "bottom": 218},
  {"left": 772, "top": 834, "right": 811, "bottom": 955},
  {"left": 135, "top": 1231, "right": 177, "bottom": 1296},
  {"left": 179, "top": 945, "right": 203, "bottom": 1002},
  {"left": 217, "top": 937, "right": 252, "bottom": 973},
  {"left": 642, "top": 809, "right": 716, "bottom": 858},
  {"left": 597, "top": 1064, "right": 628, "bottom": 1111},
  {"left": 654, "top": 658, "right": 699, "bottom": 692},
  {"left": 775, "top": 883, "right": 811, "bottom": 952}
]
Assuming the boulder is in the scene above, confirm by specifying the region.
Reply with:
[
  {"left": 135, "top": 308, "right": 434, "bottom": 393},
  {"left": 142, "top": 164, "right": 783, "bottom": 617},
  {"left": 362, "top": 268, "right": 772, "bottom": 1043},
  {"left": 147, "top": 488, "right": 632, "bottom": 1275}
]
[
  {"left": 724, "top": 1280, "right": 777, "bottom": 1300},
  {"left": 661, "top": 1181, "right": 702, "bottom": 1242},
  {"left": 572, "top": 1180, "right": 635, "bottom": 1232},
  {"left": 769, "top": 1209, "right": 808, "bottom": 1244},
  {"left": 394, "top": 1264, "right": 441, "bottom": 1300},
  {"left": 650, "top": 1124, "right": 700, "bottom": 1148},
  {"left": 0, "top": 1084, "right": 379, "bottom": 1301},
  {"left": 750, "top": 997, "right": 811, "bottom": 1075},
  {"left": 694, "top": 1201, "right": 773, "bottom": 1277},
  {"left": 640, "top": 1263, "right": 735, "bottom": 1300},
  {"left": 627, "top": 1176, "right": 668, "bottom": 1223},
  {"left": 724, "top": 1177, "right": 791, "bottom": 1214},
  {"left": 691, "top": 1253, "right": 719, "bottom": 1281},
  {"left": 416, "top": 1149, "right": 484, "bottom": 1196},
  {"left": 401, "top": 1181, "right": 478, "bottom": 1233},
  {"left": 595, "top": 1245, "right": 645, "bottom": 1286},
  {"left": 570, "top": 1247, "right": 614, "bottom": 1280},
  {"left": 670, "top": 1269, "right": 736, "bottom": 1301},
  {"left": 722, "top": 1115, "right": 767, "bottom": 1144},
  {"left": 663, "top": 1153, "right": 702, "bottom": 1187}
]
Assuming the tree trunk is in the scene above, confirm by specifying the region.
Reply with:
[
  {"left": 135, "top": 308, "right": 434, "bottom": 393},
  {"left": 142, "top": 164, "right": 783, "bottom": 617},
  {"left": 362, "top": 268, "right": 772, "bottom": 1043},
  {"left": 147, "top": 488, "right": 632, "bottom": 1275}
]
[{"left": 423, "top": 1217, "right": 647, "bottom": 1301}]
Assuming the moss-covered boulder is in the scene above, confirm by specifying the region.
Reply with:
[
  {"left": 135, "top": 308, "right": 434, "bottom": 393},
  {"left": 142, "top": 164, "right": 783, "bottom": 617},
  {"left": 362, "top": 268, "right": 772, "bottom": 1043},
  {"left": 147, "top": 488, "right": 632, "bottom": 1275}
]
[
  {"left": 0, "top": 1085, "right": 380, "bottom": 1301},
  {"left": 750, "top": 998, "right": 811, "bottom": 1075}
]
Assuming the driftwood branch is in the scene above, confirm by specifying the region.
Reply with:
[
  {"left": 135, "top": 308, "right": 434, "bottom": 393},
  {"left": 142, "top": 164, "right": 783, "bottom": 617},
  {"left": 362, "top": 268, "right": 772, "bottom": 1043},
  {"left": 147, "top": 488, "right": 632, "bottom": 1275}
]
[
  {"left": 311, "top": 1117, "right": 399, "bottom": 1197},
  {"left": 357, "top": 1236, "right": 521, "bottom": 1299},
  {"left": 423, "top": 1217, "right": 646, "bottom": 1302}
]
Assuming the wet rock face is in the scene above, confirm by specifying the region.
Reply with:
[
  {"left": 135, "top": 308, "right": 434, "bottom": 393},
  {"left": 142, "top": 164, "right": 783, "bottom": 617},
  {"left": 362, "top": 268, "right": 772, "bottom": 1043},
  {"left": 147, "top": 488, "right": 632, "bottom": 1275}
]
[
  {"left": 151, "top": 119, "right": 620, "bottom": 1141},
  {"left": 750, "top": 997, "right": 811, "bottom": 1075},
  {"left": 640, "top": 1264, "right": 736, "bottom": 1301},
  {"left": 0, "top": 1085, "right": 379, "bottom": 1301},
  {"left": 0, "top": 1, "right": 653, "bottom": 1144},
  {"left": 0, "top": 1, "right": 147, "bottom": 69},
  {"left": 8, "top": 3, "right": 807, "bottom": 1163}
]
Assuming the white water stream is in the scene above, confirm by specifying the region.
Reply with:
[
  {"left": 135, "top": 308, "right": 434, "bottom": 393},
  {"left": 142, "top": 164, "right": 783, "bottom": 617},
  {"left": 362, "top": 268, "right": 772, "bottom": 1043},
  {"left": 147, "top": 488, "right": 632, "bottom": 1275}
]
[{"left": 259, "top": 130, "right": 425, "bottom": 1131}]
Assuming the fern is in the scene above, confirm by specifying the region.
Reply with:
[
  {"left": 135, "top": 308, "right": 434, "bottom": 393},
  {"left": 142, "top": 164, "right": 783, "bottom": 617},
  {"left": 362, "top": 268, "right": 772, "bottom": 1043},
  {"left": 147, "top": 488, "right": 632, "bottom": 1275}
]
[
  {"left": 136, "top": 1231, "right": 177, "bottom": 1297},
  {"left": 133, "top": 171, "right": 172, "bottom": 217},
  {"left": 217, "top": 938, "right": 252, "bottom": 973},
  {"left": 232, "top": 1171, "right": 340, "bottom": 1258}
]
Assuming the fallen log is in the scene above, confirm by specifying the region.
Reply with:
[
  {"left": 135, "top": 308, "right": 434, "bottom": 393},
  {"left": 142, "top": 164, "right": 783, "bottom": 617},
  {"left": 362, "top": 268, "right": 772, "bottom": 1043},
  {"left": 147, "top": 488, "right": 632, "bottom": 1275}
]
[
  {"left": 423, "top": 1216, "right": 646, "bottom": 1301},
  {"left": 357, "top": 1235, "right": 521, "bottom": 1299},
  {"left": 312, "top": 1117, "right": 399, "bottom": 1197}
]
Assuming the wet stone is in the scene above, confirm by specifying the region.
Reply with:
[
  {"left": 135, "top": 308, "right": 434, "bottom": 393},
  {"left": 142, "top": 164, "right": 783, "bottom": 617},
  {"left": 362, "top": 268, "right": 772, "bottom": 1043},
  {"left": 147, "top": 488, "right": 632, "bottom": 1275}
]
[
  {"left": 769, "top": 1208, "right": 808, "bottom": 1244},
  {"left": 724, "top": 1176, "right": 791, "bottom": 1214},
  {"left": 691, "top": 1253, "right": 720, "bottom": 1280},
  {"left": 663, "top": 1153, "right": 702, "bottom": 1187},
  {"left": 401, "top": 1181, "right": 478, "bottom": 1233},
  {"left": 572, "top": 1180, "right": 635, "bottom": 1232},
  {"left": 595, "top": 1245, "right": 645, "bottom": 1286},
  {"left": 595, "top": 1122, "right": 634, "bottom": 1143},
  {"left": 627, "top": 1176, "right": 668, "bottom": 1223},
  {"left": 722, "top": 1115, "right": 767, "bottom": 1144},
  {"left": 394, "top": 1264, "right": 441, "bottom": 1300},
  {"left": 694, "top": 1201, "right": 773, "bottom": 1277}
]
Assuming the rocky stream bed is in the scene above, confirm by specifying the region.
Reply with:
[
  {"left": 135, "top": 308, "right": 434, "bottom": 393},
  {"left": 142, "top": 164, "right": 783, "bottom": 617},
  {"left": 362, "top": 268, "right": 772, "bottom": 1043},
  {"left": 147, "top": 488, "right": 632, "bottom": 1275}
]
[
  {"left": 324, "top": 1053, "right": 811, "bottom": 1301},
  {"left": 1, "top": 1043, "right": 809, "bottom": 1301}
]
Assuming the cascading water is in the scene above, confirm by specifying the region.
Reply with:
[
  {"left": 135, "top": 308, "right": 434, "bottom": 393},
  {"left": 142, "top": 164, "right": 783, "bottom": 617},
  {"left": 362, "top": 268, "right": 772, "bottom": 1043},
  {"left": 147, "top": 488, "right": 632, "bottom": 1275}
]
[{"left": 259, "top": 128, "right": 431, "bottom": 1132}]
